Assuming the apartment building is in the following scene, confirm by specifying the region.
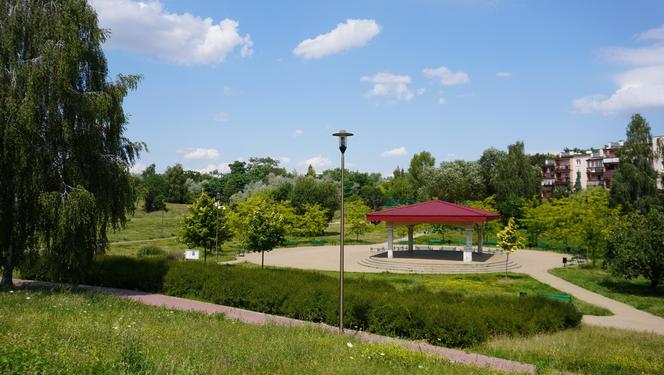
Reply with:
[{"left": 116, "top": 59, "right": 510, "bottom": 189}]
[{"left": 541, "top": 137, "right": 664, "bottom": 198}]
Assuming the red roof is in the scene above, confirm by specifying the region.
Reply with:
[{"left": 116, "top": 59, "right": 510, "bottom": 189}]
[{"left": 366, "top": 200, "right": 500, "bottom": 223}]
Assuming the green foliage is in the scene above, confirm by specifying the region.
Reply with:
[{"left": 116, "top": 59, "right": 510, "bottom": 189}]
[
  {"left": 408, "top": 151, "right": 436, "bottom": 186},
  {"left": 610, "top": 114, "right": 660, "bottom": 213},
  {"left": 493, "top": 142, "right": 541, "bottom": 221},
  {"left": 418, "top": 160, "right": 485, "bottom": 202},
  {"left": 345, "top": 200, "right": 372, "bottom": 240},
  {"left": 606, "top": 208, "right": 664, "bottom": 289},
  {"left": 0, "top": 0, "right": 142, "bottom": 285},
  {"left": 163, "top": 262, "right": 581, "bottom": 347},
  {"left": 292, "top": 204, "right": 329, "bottom": 237},
  {"left": 289, "top": 176, "right": 339, "bottom": 221},
  {"left": 497, "top": 218, "right": 524, "bottom": 253},
  {"left": 306, "top": 164, "right": 316, "bottom": 177},
  {"left": 479, "top": 148, "right": 506, "bottom": 196},
  {"left": 178, "top": 191, "right": 230, "bottom": 262},
  {"left": 228, "top": 195, "right": 286, "bottom": 266},
  {"left": 140, "top": 164, "right": 167, "bottom": 212},
  {"left": 164, "top": 164, "right": 189, "bottom": 203},
  {"left": 136, "top": 246, "right": 165, "bottom": 257}
]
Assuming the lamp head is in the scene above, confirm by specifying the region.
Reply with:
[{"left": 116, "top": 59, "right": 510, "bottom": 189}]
[{"left": 332, "top": 130, "right": 353, "bottom": 154}]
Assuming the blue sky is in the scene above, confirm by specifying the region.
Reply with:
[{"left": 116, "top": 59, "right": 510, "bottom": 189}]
[{"left": 93, "top": 0, "right": 664, "bottom": 176}]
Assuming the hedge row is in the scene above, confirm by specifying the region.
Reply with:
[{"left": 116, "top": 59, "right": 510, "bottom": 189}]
[{"left": 20, "top": 256, "right": 582, "bottom": 347}]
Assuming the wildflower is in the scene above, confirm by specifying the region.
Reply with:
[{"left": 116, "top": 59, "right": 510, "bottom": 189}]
[
  {"left": 25, "top": 296, "right": 31, "bottom": 300},
  {"left": 9, "top": 290, "right": 14, "bottom": 293},
  {"left": 380, "top": 352, "right": 385, "bottom": 356},
  {"left": 418, "top": 365, "right": 424, "bottom": 369},
  {"left": 346, "top": 342, "right": 353, "bottom": 348},
  {"left": 350, "top": 356, "right": 354, "bottom": 360}
]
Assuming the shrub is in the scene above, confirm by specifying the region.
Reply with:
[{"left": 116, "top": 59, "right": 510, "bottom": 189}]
[
  {"left": 136, "top": 246, "right": 165, "bottom": 257},
  {"left": 22, "top": 256, "right": 582, "bottom": 347}
]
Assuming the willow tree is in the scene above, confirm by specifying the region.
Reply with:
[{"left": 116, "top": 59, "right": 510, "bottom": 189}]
[{"left": 0, "top": 0, "right": 142, "bottom": 285}]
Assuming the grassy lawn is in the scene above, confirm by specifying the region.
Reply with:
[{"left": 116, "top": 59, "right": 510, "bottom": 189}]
[
  {"left": 0, "top": 288, "right": 499, "bottom": 374},
  {"left": 107, "top": 237, "right": 237, "bottom": 262},
  {"left": 550, "top": 266, "right": 664, "bottom": 318},
  {"left": 107, "top": 203, "right": 190, "bottom": 242},
  {"left": 314, "top": 270, "right": 611, "bottom": 316},
  {"left": 475, "top": 325, "right": 664, "bottom": 374}
]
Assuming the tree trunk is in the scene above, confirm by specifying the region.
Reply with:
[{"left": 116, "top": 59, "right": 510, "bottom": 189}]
[
  {"left": 204, "top": 247, "right": 207, "bottom": 264},
  {"left": 1, "top": 243, "right": 14, "bottom": 287},
  {"left": 504, "top": 252, "right": 509, "bottom": 280},
  {"left": 651, "top": 278, "right": 659, "bottom": 290},
  {"left": 261, "top": 250, "right": 264, "bottom": 269}
]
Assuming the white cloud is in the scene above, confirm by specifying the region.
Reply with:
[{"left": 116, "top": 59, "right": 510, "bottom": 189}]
[
  {"left": 130, "top": 162, "right": 147, "bottom": 174},
  {"left": 573, "top": 66, "right": 664, "bottom": 114},
  {"left": 292, "top": 129, "right": 304, "bottom": 137},
  {"left": 223, "top": 86, "right": 234, "bottom": 96},
  {"left": 277, "top": 156, "right": 290, "bottom": 165},
  {"left": 361, "top": 72, "right": 417, "bottom": 102},
  {"left": 496, "top": 71, "right": 512, "bottom": 78},
  {"left": 298, "top": 155, "right": 332, "bottom": 169},
  {"left": 380, "top": 147, "right": 408, "bottom": 157},
  {"left": 423, "top": 66, "right": 470, "bottom": 85},
  {"left": 183, "top": 148, "right": 219, "bottom": 160},
  {"left": 293, "top": 19, "right": 380, "bottom": 59},
  {"left": 438, "top": 97, "right": 447, "bottom": 106},
  {"left": 574, "top": 24, "right": 664, "bottom": 114},
  {"left": 213, "top": 112, "right": 230, "bottom": 123},
  {"left": 198, "top": 163, "right": 230, "bottom": 174},
  {"left": 90, "top": 0, "right": 253, "bottom": 65}
]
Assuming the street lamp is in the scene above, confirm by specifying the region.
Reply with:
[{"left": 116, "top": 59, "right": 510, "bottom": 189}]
[
  {"left": 214, "top": 193, "right": 223, "bottom": 261},
  {"left": 333, "top": 130, "right": 353, "bottom": 333}
]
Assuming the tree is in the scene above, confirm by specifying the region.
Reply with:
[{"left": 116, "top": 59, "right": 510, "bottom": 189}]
[
  {"left": 228, "top": 195, "right": 287, "bottom": 268},
  {"left": 496, "top": 217, "right": 525, "bottom": 278},
  {"left": 178, "top": 191, "right": 230, "bottom": 263},
  {"left": 306, "top": 164, "right": 316, "bottom": 177},
  {"left": 360, "top": 184, "right": 384, "bottom": 211},
  {"left": 574, "top": 171, "right": 582, "bottom": 193},
  {"left": 418, "top": 160, "right": 485, "bottom": 202},
  {"left": 408, "top": 151, "right": 436, "bottom": 186},
  {"left": 605, "top": 208, "right": 664, "bottom": 290},
  {"left": 164, "top": 164, "right": 188, "bottom": 203},
  {"left": 479, "top": 148, "right": 506, "bottom": 196},
  {"left": 293, "top": 204, "right": 329, "bottom": 237},
  {"left": 345, "top": 200, "right": 372, "bottom": 241},
  {"left": 494, "top": 142, "right": 541, "bottom": 221},
  {"left": 1, "top": 0, "right": 142, "bottom": 286},
  {"left": 289, "top": 176, "right": 339, "bottom": 221},
  {"left": 141, "top": 164, "right": 167, "bottom": 212},
  {"left": 610, "top": 114, "right": 660, "bottom": 213}
]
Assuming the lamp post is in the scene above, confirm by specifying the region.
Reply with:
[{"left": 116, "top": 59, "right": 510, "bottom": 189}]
[
  {"left": 214, "top": 193, "right": 222, "bottom": 261},
  {"left": 333, "top": 130, "right": 353, "bottom": 333}
]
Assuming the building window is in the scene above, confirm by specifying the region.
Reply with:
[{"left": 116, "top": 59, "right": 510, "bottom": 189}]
[{"left": 576, "top": 159, "right": 581, "bottom": 166}]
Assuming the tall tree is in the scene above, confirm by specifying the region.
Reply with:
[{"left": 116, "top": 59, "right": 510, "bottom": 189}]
[
  {"left": 610, "top": 114, "right": 660, "bottom": 213},
  {"left": 408, "top": 151, "right": 436, "bottom": 187},
  {"left": 141, "top": 164, "right": 167, "bottom": 212},
  {"left": 493, "top": 142, "right": 540, "bottom": 220},
  {"left": 164, "top": 164, "right": 188, "bottom": 203},
  {"left": 479, "top": 148, "right": 506, "bottom": 196},
  {"left": 306, "top": 164, "right": 316, "bottom": 177},
  {"left": 1, "top": 0, "right": 142, "bottom": 285},
  {"left": 418, "top": 160, "right": 485, "bottom": 202}
]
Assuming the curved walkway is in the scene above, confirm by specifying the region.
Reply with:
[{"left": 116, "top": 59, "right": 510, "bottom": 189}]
[
  {"left": 241, "top": 245, "right": 664, "bottom": 335},
  {"left": 15, "top": 279, "right": 535, "bottom": 374}
]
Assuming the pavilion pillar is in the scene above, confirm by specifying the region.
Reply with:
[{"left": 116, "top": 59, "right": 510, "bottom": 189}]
[
  {"left": 387, "top": 225, "right": 394, "bottom": 258},
  {"left": 478, "top": 223, "right": 484, "bottom": 254},
  {"left": 407, "top": 225, "right": 414, "bottom": 252},
  {"left": 464, "top": 225, "right": 473, "bottom": 262}
]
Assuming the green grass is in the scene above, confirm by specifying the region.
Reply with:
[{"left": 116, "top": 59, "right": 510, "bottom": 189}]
[
  {"left": 313, "top": 271, "right": 611, "bottom": 316},
  {"left": 107, "top": 203, "right": 190, "bottom": 243},
  {"left": 284, "top": 222, "right": 389, "bottom": 246},
  {"left": 107, "top": 237, "right": 236, "bottom": 262},
  {"left": 550, "top": 266, "right": 664, "bottom": 318},
  {"left": 475, "top": 325, "right": 664, "bottom": 374},
  {"left": 0, "top": 288, "right": 500, "bottom": 374}
]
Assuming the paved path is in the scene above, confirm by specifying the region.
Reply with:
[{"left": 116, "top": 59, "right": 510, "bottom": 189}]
[
  {"left": 15, "top": 279, "right": 535, "bottom": 374},
  {"left": 239, "top": 245, "right": 664, "bottom": 335}
]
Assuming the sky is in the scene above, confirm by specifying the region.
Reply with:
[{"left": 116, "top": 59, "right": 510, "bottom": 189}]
[{"left": 91, "top": 0, "right": 664, "bottom": 176}]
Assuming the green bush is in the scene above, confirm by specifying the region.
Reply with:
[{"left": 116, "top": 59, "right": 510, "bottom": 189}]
[
  {"left": 22, "top": 256, "right": 582, "bottom": 347},
  {"left": 163, "top": 262, "right": 582, "bottom": 347},
  {"left": 136, "top": 246, "right": 165, "bottom": 257}
]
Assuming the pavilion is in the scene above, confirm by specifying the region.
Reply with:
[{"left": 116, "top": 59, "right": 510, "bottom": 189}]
[{"left": 365, "top": 200, "right": 501, "bottom": 262}]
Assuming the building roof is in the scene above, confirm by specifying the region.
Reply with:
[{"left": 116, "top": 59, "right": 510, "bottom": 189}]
[{"left": 366, "top": 200, "right": 501, "bottom": 223}]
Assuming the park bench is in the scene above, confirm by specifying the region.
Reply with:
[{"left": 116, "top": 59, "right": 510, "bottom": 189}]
[
  {"left": 428, "top": 239, "right": 443, "bottom": 245},
  {"left": 284, "top": 240, "right": 295, "bottom": 247},
  {"left": 540, "top": 293, "right": 572, "bottom": 303},
  {"left": 310, "top": 239, "right": 326, "bottom": 246}
]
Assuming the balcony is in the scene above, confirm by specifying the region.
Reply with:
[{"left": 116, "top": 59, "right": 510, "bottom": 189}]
[
  {"left": 587, "top": 166, "right": 604, "bottom": 173},
  {"left": 587, "top": 180, "right": 604, "bottom": 187},
  {"left": 603, "top": 157, "right": 619, "bottom": 164},
  {"left": 544, "top": 160, "right": 555, "bottom": 166},
  {"left": 541, "top": 179, "right": 556, "bottom": 186},
  {"left": 557, "top": 165, "right": 570, "bottom": 171}
]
